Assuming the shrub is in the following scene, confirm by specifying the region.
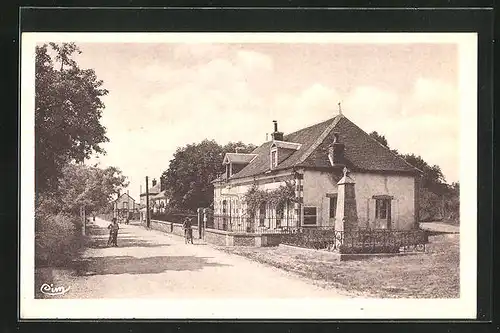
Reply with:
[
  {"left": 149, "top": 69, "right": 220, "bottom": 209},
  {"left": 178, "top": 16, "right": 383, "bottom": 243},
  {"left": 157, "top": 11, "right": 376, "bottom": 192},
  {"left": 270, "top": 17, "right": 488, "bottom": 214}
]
[{"left": 35, "top": 211, "right": 86, "bottom": 267}]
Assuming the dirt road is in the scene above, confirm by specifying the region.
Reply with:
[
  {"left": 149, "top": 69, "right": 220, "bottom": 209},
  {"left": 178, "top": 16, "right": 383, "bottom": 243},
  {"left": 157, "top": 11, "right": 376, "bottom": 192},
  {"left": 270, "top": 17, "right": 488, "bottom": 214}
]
[{"left": 45, "top": 218, "right": 346, "bottom": 299}]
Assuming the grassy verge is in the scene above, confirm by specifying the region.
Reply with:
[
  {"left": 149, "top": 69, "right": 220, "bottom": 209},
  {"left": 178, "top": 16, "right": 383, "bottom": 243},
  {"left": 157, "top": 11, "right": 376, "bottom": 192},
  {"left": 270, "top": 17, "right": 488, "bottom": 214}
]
[
  {"left": 35, "top": 213, "right": 90, "bottom": 298},
  {"left": 216, "top": 234, "right": 459, "bottom": 298}
]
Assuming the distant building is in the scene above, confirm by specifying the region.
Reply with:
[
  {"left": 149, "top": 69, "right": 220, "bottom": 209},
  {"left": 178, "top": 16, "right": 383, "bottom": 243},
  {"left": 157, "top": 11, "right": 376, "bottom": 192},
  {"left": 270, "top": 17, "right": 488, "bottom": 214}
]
[
  {"left": 151, "top": 190, "right": 170, "bottom": 214},
  {"left": 112, "top": 192, "right": 138, "bottom": 219},
  {"left": 139, "top": 178, "right": 161, "bottom": 222},
  {"left": 212, "top": 114, "right": 422, "bottom": 232}
]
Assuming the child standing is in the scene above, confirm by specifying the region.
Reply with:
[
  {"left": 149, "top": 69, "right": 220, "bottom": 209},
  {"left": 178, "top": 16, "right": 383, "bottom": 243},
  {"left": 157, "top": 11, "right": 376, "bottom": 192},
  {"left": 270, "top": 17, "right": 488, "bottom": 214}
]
[{"left": 107, "top": 218, "right": 120, "bottom": 247}]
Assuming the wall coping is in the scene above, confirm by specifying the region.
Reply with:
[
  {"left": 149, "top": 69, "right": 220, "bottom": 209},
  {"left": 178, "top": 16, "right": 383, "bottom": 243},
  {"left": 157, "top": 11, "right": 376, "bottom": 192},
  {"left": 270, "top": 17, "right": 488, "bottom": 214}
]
[
  {"left": 204, "top": 228, "right": 284, "bottom": 237},
  {"left": 150, "top": 219, "right": 198, "bottom": 229}
]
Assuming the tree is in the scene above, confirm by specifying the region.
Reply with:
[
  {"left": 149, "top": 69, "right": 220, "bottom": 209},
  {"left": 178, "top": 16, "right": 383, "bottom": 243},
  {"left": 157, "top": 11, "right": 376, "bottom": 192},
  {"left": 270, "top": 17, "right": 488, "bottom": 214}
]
[
  {"left": 160, "top": 140, "right": 257, "bottom": 212},
  {"left": 35, "top": 43, "right": 109, "bottom": 194},
  {"left": 55, "top": 164, "right": 129, "bottom": 216},
  {"left": 399, "top": 153, "right": 447, "bottom": 194},
  {"left": 369, "top": 131, "right": 388, "bottom": 147}
]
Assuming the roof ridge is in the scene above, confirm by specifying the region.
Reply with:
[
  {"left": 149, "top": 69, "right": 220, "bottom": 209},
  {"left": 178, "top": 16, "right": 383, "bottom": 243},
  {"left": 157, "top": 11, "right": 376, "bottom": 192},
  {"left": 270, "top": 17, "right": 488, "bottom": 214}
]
[
  {"left": 226, "top": 152, "right": 258, "bottom": 155},
  {"left": 294, "top": 115, "right": 343, "bottom": 166},
  {"left": 283, "top": 117, "right": 336, "bottom": 139}
]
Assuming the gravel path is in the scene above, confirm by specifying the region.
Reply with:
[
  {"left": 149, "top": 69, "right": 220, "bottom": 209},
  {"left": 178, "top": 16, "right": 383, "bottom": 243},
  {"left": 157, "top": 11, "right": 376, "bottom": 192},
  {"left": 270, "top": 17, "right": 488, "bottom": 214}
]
[{"left": 54, "top": 218, "right": 347, "bottom": 299}]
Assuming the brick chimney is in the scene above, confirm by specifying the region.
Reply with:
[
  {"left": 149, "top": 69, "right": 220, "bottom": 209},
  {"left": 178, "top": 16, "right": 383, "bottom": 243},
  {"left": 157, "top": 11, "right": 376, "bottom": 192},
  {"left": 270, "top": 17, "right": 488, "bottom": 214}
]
[
  {"left": 328, "top": 132, "right": 345, "bottom": 165},
  {"left": 271, "top": 120, "right": 284, "bottom": 141},
  {"left": 152, "top": 178, "right": 157, "bottom": 187}
]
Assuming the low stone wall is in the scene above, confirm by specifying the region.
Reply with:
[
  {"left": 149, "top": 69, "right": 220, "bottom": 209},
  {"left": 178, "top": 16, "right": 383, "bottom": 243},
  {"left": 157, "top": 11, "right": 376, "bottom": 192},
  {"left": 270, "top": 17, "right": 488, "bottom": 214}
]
[
  {"left": 148, "top": 219, "right": 199, "bottom": 239},
  {"left": 204, "top": 228, "right": 283, "bottom": 247},
  {"left": 204, "top": 228, "right": 228, "bottom": 246},
  {"left": 146, "top": 219, "right": 282, "bottom": 247}
]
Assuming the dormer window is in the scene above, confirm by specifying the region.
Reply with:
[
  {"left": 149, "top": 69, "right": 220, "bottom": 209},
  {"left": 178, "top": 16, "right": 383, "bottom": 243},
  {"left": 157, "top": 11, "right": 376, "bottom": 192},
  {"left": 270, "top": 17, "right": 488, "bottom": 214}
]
[
  {"left": 223, "top": 151, "right": 258, "bottom": 179},
  {"left": 270, "top": 147, "right": 278, "bottom": 169}
]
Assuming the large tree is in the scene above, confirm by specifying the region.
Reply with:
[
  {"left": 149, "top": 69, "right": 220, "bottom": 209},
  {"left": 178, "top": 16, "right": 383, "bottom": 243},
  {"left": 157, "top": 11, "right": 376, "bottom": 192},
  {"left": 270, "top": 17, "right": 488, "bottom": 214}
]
[
  {"left": 39, "top": 163, "right": 128, "bottom": 217},
  {"left": 160, "top": 140, "right": 257, "bottom": 212},
  {"left": 35, "top": 43, "right": 109, "bottom": 194}
]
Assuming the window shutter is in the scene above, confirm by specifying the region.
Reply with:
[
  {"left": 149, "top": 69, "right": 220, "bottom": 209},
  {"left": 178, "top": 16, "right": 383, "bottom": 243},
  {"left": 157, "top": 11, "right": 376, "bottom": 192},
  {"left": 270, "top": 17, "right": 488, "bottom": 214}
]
[{"left": 370, "top": 198, "right": 377, "bottom": 227}]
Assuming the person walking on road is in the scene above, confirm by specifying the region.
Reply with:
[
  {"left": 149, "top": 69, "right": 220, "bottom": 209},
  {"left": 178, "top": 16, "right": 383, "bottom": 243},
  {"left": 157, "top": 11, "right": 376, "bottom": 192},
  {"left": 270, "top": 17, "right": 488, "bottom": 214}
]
[
  {"left": 183, "top": 217, "right": 194, "bottom": 244},
  {"left": 107, "top": 218, "right": 120, "bottom": 247}
]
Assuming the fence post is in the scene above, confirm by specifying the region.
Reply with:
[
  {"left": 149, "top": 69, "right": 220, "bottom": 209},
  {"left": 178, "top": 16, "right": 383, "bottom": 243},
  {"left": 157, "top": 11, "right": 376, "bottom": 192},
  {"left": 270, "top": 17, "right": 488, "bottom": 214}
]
[{"left": 197, "top": 208, "right": 203, "bottom": 239}]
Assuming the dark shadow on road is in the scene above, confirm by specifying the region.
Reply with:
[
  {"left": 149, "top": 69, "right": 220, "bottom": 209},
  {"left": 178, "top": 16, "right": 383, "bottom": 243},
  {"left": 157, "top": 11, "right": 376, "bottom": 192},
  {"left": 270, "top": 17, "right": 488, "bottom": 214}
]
[
  {"left": 88, "top": 236, "right": 170, "bottom": 249},
  {"left": 74, "top": 255, "right": 231, "bottom": 276}
]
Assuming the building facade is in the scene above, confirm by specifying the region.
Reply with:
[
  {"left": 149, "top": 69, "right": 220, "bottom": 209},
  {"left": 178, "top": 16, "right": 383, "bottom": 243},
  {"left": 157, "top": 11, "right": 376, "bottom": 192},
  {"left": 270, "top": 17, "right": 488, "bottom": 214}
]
[
  {"left": 112, "top": 192, "right": 138, "bottom": 219},
  {"left": 139, "top": 179, "right": 161, "bottom": 221},
  {"left": 212, "top": 114, "right": 422, "bottom": 232}
]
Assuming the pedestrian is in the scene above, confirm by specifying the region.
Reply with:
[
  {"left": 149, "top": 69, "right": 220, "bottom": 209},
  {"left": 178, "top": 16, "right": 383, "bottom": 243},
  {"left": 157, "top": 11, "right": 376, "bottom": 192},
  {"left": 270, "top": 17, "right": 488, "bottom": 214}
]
[
  {"left": 183, "top": 217, "right": 193, "bottom": 244},
  {"left": 107, "top": 217, "right": 120, "bottom": 247}
]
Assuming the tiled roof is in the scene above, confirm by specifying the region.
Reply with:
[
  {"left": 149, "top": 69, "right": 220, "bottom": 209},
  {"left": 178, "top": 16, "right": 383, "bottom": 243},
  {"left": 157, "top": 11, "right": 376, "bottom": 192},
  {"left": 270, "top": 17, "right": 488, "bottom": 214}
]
[
  {"left": 112, "top": 193, "right": 136, "bottom": 203},
  {"left": 151, "top": 190, "right": 167, "bottom": 200},
  {"left": 300, "top": 116, "right": 419, "bottom": 172},
  {"left": 222, "top": 115, "right": 419, "bottom": 181},
  {"left": 223, "top": 153, "right": 258, "bottom": 164}
]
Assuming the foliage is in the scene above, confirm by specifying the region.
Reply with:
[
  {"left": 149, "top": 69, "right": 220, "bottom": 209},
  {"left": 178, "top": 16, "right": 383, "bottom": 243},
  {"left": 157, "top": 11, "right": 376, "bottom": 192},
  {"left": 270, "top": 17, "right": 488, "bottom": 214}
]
[
  {"left": 243, "top": 181, "right": 296, "bottom": 217},
  {"left": 35, "top": 43, "right": 109, "bottom": 193},
  {"left": 369, "top": 131, "right": 388, "bottom": 147},
  {"left": 35, "top": 206, "right": 85, "bottom": 267},
  {"left": 160, "top": 140, "right": 257, "bottom": 211},
  {"left": 243, "top": 184, "right": 268, "bottom": 218},
  {"left": 42, "top": 163, "right": 128, "bottom": 216}
]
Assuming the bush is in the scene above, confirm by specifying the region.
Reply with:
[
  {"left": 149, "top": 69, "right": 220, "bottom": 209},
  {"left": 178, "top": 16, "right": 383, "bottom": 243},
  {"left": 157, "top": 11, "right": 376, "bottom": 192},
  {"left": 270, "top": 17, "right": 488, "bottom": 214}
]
[{"left": 35, "top": 211, "right": 86, "bottom": 267}]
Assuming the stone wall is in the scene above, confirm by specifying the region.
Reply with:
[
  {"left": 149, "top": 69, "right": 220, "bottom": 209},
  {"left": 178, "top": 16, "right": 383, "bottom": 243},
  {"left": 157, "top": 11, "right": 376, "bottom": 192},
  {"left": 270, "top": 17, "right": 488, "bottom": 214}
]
[
  {"left": 148, "top": 219, "right": 283, "bottom": 247},
  {"left": 233, "top": 234, "right": 256, "bottom": 246},
  {"left": 203, "top": 229, "right": 227, "bottom": 246}
]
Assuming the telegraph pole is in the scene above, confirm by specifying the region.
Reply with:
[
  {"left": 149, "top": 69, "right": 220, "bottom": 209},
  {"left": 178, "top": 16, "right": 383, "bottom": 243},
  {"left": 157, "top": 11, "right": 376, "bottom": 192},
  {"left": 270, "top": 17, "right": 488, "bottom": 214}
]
[
  {"left": 127, "top": 189, "right": 130, "bottom": 220},
  {"left": 145, "top": 176, "right": 150, "bottom": 228}
]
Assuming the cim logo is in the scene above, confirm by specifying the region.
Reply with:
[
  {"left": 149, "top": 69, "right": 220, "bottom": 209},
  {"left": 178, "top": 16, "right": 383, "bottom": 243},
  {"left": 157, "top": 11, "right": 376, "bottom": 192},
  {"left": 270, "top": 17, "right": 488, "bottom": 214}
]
[{"left": 40, "top": 283, "right": 70, "bottom": 296}]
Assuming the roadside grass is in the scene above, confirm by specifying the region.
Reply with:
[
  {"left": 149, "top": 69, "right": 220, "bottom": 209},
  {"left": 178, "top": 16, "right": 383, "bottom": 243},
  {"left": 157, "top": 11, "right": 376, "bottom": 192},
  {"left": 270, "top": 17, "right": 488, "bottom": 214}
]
[{"left": 216, "top": 234, "right": 459, "bottom": 298}]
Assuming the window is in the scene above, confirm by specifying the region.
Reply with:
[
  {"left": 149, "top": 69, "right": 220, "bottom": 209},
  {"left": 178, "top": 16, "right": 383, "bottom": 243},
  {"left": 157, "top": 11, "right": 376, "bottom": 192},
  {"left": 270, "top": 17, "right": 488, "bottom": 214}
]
[
  {"left": 276, "top": 203, "right": 284, "bottom": 228},
  {"left": 270, "top": 148, "right": 277, "bottom": 169},
  {"left": 303, "top": 207, "right": 317, "bottom": 225},
  {"left": 259, "top": 202, "right": 266, "bottom": 226},
  {"left": 375, "top": 199, "right": 391, "bottom": 220},
  {"left": 122, "top": 202, "right": 128, "bottom": 209},
  {"left": 222, "top": 200, "right": 227, "bottom": 215},
  {"left": 329, "top": 196, "right": 337, "bottom": 218}
]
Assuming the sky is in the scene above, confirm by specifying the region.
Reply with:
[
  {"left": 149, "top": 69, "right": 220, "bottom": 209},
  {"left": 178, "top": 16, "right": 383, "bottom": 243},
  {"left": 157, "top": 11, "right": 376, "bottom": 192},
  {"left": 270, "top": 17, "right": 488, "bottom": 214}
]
[{"left": 69, "top": 41, "right": 459, "bottom": 201}]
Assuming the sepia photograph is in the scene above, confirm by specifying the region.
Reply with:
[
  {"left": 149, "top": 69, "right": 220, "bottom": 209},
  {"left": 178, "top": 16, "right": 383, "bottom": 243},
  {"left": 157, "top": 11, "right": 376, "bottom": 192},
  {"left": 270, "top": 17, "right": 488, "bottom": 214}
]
[{"left": 20, "top": 32, "right": 477, "bottom": 319}]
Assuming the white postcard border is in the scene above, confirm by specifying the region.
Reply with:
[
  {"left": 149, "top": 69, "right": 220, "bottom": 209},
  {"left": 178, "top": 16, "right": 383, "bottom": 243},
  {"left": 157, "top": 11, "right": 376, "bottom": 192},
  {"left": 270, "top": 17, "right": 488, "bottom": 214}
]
[{"left": 20, "top": 32, "right": 477, "bottom": 320}]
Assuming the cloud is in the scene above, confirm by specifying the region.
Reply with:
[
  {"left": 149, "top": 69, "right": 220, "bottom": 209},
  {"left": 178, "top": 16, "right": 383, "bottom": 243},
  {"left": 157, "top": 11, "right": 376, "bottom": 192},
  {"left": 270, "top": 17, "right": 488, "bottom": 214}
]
[
  {"left": 403, "top": 77, "right": 458, "bottom": 117},
  {"left": 270, "top": 83, "right": 341, "bottom": 133},
  {"left": 269, "top": 81, "right": 459, "bottom": 183},
  {"left": 173, "top": 43, "right": 227, "bottom": 61},
  {"left": 236, "top": 50, "right": 273, "bottom": 72},
  {"left": 87, "top": 45, "right": 460, "bottom": 200}
]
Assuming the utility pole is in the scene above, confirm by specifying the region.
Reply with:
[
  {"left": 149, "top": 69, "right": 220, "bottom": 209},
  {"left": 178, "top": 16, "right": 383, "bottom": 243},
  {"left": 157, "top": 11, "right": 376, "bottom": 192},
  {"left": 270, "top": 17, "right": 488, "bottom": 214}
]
[
  {"left": 146, "top": 176, "right": 150, "bottom": 228},
  {"left": 127, "top": 189, "right": 130, "bottom": 220}
]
